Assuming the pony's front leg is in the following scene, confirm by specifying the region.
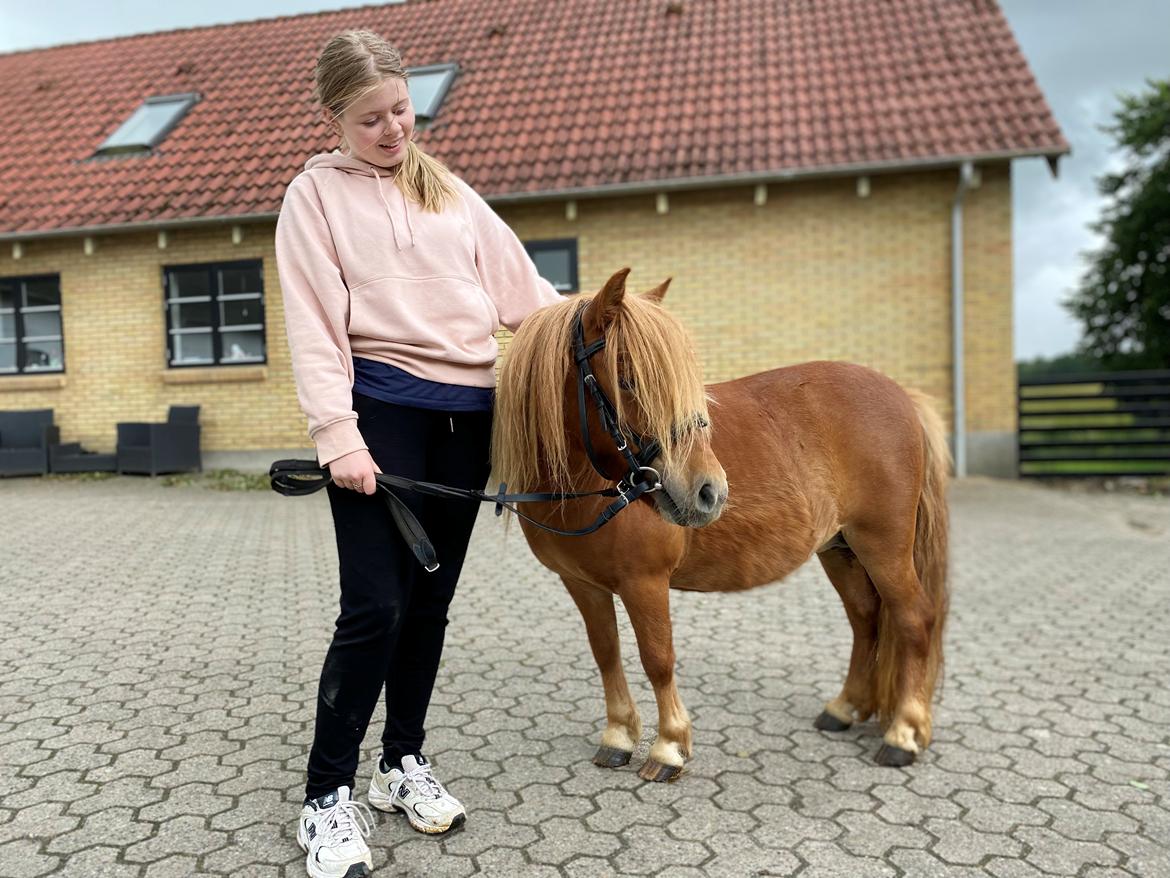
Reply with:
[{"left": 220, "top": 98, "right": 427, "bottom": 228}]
[
  {"left": 619, "top": 578, "right": 691, "bottom": 782},
  {"left": 563, "top": 578, "right": 642, "bottom": 767}
]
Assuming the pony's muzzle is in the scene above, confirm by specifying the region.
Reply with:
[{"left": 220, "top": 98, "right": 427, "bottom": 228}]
[
  {"left": 656, "top": 471, "right": 727, "bottom": 527},
  {"left": 696, "top": 482, "right": 721, "bottom": 513},
  {"left": 691, "top": 475, "right": 728, "bottom": 522}
]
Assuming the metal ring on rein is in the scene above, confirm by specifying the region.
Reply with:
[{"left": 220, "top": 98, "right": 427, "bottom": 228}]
[{"left": 633, "top": 466, "right": 662, "bottom": 493}]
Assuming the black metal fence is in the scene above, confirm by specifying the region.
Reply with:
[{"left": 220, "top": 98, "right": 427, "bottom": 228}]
[{"left": 1018, "top": 368, "right": 1170, "bottom": 478}]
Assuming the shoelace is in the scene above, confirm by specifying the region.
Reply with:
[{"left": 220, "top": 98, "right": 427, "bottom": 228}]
[
  {"left": 390, "top": 764, "right": 446, "bottom": 801},
  {"left": 316, "top": 799, "right": 374, "bottom": 847}
]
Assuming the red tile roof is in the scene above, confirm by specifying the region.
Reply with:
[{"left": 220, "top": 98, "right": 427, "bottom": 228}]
[{"left": 0, "top": 0, "right": 1067, "bottom": 237}]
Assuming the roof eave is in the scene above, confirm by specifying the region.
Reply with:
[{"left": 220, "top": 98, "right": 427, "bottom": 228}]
[
  {"left": 485, "top": 146, "right": 1070, "bottom": 204},
  {"left": 0, "top": 211, "right": 279, "bottom": 243},
  {"left": 0, "top": 145, "right": 1069, "bottom": 241}
]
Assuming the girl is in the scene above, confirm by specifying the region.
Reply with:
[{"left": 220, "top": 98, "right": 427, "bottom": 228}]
[{"left": 275, "top": 29, "right": 562, "bottom": 878}]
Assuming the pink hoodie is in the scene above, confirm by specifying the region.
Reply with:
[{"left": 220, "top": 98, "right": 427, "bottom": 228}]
[{"left": 275, "top": 152, "right": 563, "bottom": 465}]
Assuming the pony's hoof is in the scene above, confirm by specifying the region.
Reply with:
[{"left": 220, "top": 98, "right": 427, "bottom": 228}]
[
  {"left": 638, "top": 758, "right": 683, "bottom": 783},
  {"left": 814, "top": 710, "right": 852, "bottom": 732},
  {"left": 875, "top": 743, "right": 917, "bottom": 767},
  {"left": 593, "top": 746, "right": 633, "bottom": 768}
]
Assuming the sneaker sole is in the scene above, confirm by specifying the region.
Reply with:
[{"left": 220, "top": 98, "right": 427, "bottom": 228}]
[
  {"left": 368, "top": 785, "right": 466, "bottom": 835},
  {"left": 297, "top": 826, "right": 372, "bottom": 878}
]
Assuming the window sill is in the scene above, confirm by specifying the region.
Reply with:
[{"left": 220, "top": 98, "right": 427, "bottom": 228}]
[
  {"left": 161, "top": 365, "right": 268, "bottom": 385},
  {"left": 0, "top": 373, "right": 67, "bottom": 392}
]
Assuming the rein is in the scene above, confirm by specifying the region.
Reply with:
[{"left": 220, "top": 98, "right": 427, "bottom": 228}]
[{"left": 270, "top": 308, "right": 668, "bottom": 572}]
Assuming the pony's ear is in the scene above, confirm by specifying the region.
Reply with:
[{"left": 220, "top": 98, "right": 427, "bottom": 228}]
[
  {"left": 588, "top": 268, "right": 630, "bottom": 331},
  {"left": 642, "top": 277, "right": 672, "bottom": 304}
]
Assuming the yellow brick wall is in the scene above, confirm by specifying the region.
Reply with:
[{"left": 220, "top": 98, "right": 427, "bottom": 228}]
[
  {"left": 0, "top": 225, "right": 310, "bottom": 453},
  {"left": 0, "top": 164, "right": 1013, "bottom": 455},
  {"left": 498, "top": 164, "right": 1015, "bottom": 435}
]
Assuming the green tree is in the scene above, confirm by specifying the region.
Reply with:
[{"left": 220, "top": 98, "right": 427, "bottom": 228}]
[
  {"left": 1067, "top": 77, "right": 1170, "bottom": 369},
  {"left": 1017, "top": 352, "right": 1101, "bottom": 381}
]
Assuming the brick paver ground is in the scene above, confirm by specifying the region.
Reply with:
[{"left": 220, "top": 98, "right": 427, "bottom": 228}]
[{"left": 1, "top": 476, "right": 1167, "bottom": 877}]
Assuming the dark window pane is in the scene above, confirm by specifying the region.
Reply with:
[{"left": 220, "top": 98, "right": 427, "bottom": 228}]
[
  {"left": 0, "top": 342, "right": 15, "bottom": 371},
  {"left": 23, "top": 341, "right": 63, "bottom": 370},
  {"left": 220, "top": 266, "right": 261, "bottom": 296},
  {"left": 168, "top": 268, "right": 211, "bottom": 298},
  {"left": 219, "top": 330, "right": 265, "bottom": 362},
  {"left": 170, "top": 301, "right": 211, "bottom": 329},
  {"left": 220, "top": 297, "right": 261, "bottom": 326},
  {"left": 0, "top": 280, "right": 15, "bottom": 311},
  {"left": 23, "top": 277, "right": 60, "bottom": 308},
  {"left": 531, "top": 248, "right": 573, "bottom": 291},
  {"left": 23, "top": 311, "right": 62, "bottom": 338},
  {"left": 172, "top": 333, "right": 213, "bottom": 365}
]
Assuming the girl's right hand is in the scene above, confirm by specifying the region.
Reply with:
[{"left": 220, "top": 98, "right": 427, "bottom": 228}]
[{"left": 328, "top": 448, "right": 382, "bottom": 494}]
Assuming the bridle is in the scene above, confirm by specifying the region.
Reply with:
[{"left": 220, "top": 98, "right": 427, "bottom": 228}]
[
  {"left": 271, "top": 305, "right": 694, "bottom": 571},
  {"left": 571, "top": 308, "right": 664, "bottom": 498}
]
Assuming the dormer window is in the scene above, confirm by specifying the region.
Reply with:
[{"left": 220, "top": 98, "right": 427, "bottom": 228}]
[
  {"left": 407, "top": 65, "right": 457, "bottom": 123},
  {"left": 95, "top": 93, "right": 199, "bottom": 156}
]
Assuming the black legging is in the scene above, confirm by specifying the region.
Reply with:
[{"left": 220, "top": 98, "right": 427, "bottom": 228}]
[{"left": 305, "top": 391, "right": 492, "bottom": 801}]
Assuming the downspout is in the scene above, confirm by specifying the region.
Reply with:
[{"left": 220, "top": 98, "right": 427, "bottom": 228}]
[{"left": 951, "top": 161, "right": 976, "bottom": 478}]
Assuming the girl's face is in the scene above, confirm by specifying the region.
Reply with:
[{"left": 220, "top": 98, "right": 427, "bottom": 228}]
[{"left": 329, "top": 77, "right": 415, "bottom": 170}]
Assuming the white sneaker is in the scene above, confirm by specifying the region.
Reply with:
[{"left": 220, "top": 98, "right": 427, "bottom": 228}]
[
  {"left": 295, "top": 786, "right": 374, "bottom": 878},
  {"left": 368, "top": 755, "right": 466, "bottom": 834}
]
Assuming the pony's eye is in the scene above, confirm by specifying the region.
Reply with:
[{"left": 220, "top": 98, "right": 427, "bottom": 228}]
[{"left": 618, "top": 376, "right": 636, "bottom": 392}]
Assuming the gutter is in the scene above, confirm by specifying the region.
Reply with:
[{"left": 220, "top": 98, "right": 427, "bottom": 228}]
[
  {"left": 951, "top": 161, "right": 977, "bottom": 479},
  {"left": 486, "top": 147, "right": 1065, "bottom": 204}
]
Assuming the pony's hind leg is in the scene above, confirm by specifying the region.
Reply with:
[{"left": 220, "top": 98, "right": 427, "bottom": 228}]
[
  {"left": 563, "top": 578, "right": 641, "bottom": 767},
  {"left": 815, "top": 545, "right": 880, "bottom": 731},
  {"left": 846, "top": 525, "right": 940, "bottom": 767},
  {"left": 618, "top": 578, "right": 691, "bottom": 782}
]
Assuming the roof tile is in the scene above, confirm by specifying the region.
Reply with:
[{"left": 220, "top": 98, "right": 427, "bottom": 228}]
[{"left": 0, "top": 0, "right": 1067, "bottom": 235}]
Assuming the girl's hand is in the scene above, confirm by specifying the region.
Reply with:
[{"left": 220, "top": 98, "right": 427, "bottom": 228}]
[{"left": 328, "top": 448, "right": 382, "bottom": 494}]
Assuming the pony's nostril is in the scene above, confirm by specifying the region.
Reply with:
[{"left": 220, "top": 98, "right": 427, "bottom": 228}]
[{"left": 697, "top": 483, "right": 718, "bottom": 512}]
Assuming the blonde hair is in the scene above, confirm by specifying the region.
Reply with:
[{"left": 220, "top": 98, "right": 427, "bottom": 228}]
[
  {"left": 493, "top": 293, "right": 712, "bottom": 494},
  {"left": 314, "top": 29, "right": 457, "bottom": 212}
]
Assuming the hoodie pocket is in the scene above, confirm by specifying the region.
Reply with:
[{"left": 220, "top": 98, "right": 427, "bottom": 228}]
[{"left": 348, "top": 275, "right": 500, "bottom": 363}]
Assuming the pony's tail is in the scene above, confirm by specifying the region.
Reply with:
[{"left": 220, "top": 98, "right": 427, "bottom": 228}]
[{"left": 875, "top": 390, "right": 951, "bottom": 743}]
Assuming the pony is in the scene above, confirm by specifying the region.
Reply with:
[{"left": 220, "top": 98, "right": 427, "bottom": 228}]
[{"left": 492, "top": 268, "right": 950, "bottom": 781}]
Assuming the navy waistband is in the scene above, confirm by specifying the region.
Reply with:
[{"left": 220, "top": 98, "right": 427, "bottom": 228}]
[{"left": 352, "top": 357, "right": 494, "bottom": 412}]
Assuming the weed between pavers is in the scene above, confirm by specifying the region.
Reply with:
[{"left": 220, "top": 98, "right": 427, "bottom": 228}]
[{"left": 44, "top": 469, "right": 268, "bottom": 490}]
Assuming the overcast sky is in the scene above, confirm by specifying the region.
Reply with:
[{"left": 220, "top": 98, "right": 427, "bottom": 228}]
[{"left": 2, "top": 0, "right": 1168, "bottom": 360}]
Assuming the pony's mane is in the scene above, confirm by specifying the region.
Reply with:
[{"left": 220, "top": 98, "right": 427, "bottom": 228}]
[{"left": 493, "top": 291, "right": 711, "bottom": 493}]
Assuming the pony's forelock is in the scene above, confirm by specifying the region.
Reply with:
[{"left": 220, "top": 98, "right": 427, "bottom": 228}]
[{"left": 492, "top": 291, "right": 709, "bottom": 493}]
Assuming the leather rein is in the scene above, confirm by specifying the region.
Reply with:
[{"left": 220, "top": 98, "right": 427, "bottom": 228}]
[{"left": 270, "top": 309, "right": 664, "bottom": 572}]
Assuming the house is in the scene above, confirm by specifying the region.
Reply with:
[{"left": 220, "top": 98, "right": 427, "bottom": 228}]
[{"left": 0, "top": 0, "right": 1067, "bottom": 476}]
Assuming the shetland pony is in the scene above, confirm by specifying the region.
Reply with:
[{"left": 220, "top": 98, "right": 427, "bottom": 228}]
[{"left": 493, "top": 269, "right": 949, "bottom": 781}]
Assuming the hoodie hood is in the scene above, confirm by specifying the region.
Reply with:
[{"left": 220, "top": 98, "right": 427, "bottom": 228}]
[
  {"left": 305, "top": 151, "right": 385, "bottom": 175},
  {"left": 304, "top": 151, "right": 416, "bottom": 250}
]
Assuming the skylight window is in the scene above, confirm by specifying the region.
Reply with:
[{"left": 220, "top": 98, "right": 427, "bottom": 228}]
[
  {"left": 95, "top": 93, "right": 199, "bottom": 156},
  {"left": 407, "top": 65, "right": 458, "bottom": 122}
]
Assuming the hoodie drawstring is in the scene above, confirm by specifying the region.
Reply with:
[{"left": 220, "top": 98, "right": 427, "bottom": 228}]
[{"left": 370, "top": 165, "right": 416, "bottom": 251}]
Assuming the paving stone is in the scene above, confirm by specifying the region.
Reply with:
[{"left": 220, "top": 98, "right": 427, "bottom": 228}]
[
  {"left": 46, "top": 806, "right": 154, "bottom": 854},
  {"left": 795, "top": 838, "right": 898, "bottom": 877},
  {"left": 925, "top": 815, "right": 1024, "bottom": 864},
  {"left": 122, "top": 815, "right": 229, "bottom": 863},
  {"left": 1013, "top": 826, "right": 1122, "bottom": 875},
  {"left": 53, "top": 844, "right": 143, "bottom": 878},
  {"left": 0, "top": 838, "right": 61, "bottom": 878},
  {"left": 610, "top": 823, "right": 708, "bottom": 873},
  {"left": 0, "top": 477, "right": 1167, "bottom": 877}
]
